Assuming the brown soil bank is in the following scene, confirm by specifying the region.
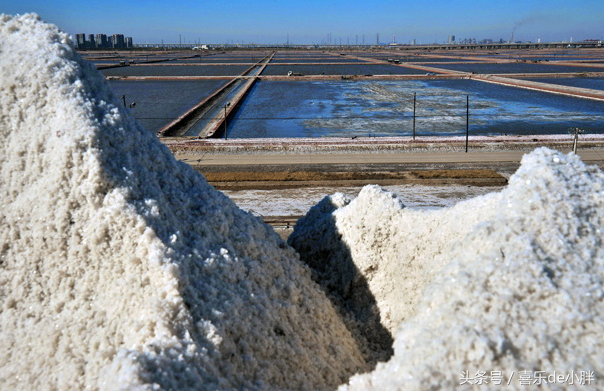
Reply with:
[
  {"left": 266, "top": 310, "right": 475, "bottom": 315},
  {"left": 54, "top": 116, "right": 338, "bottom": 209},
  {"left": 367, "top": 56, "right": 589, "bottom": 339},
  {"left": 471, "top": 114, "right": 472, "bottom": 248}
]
[{"left": 200, "top": 168, "right": 507, "bottom": 190}]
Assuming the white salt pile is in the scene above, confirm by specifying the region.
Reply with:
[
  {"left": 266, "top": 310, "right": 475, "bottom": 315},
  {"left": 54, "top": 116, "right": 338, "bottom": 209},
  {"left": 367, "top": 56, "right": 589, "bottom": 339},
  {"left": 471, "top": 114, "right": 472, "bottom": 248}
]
[
  {"left": 0, "top": 14, "right": 369, "bottom": 390},
  {"left": 290, "top": 148, "right": 604, "bottom": 390}
]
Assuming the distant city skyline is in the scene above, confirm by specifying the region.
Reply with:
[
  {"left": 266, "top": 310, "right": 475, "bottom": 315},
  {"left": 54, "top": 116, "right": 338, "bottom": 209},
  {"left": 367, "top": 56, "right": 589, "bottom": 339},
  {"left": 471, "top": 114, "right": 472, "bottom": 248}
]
[
  {"left": 74, "top": 33, "right": 134, "bottom": 50},
  {"left": 2, "top": 0, "right": 603, "bottom": 45}
]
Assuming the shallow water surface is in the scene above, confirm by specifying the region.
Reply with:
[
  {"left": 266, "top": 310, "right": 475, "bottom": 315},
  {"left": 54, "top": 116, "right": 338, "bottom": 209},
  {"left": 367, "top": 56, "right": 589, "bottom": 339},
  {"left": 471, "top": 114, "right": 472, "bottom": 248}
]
[
  {"left": 108, "top": 80, "right": 227, "bottom": 132},
  {"left": 261, "top": 64, "right": 425, "bottom": 76},
  {"left": 226, "top": 79, "right": 604, "bottom": 138},
  {"left": 102, "top": 65, "right": 249, "bottom": 77},
  {"left": 429, "top": 62, "right": 604, "bottom": 74}
]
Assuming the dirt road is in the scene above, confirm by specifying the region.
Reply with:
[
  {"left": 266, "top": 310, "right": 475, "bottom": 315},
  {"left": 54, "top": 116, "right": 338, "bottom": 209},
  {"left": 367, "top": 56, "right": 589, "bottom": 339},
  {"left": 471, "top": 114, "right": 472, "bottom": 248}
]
[{"left": 176, "top": 149, "right": 604, "bottom": 167}]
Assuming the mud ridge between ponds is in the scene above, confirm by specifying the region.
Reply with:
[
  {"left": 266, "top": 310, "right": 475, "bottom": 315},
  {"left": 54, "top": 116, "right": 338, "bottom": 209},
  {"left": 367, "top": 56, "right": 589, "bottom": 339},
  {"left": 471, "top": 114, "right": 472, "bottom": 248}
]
[{"left": 197, "top": 168, "right": 507, "bottom": 190}]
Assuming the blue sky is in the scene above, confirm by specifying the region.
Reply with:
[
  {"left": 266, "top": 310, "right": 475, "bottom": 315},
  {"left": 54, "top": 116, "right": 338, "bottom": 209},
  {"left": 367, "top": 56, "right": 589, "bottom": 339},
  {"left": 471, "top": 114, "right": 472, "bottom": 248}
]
[{"left": 1, "top": 0, "right": 603, "bottom": 44}]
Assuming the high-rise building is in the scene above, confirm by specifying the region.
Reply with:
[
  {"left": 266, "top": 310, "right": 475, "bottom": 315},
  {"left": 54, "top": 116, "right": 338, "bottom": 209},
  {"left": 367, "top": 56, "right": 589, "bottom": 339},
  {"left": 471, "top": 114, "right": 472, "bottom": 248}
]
[
  {"left": 87, "top": 34, "right": 95, "bottom": 49},
  {"left": 111, "top": 34, "right": 125, "bottom": 49},
  {"left": 125, "top": 37, "right": 133, "bottom": 49},
  {"left": 448, "top": 35, "right": 456, "bottom": 44},
  {"left": 95, "top": 34, "right": 108, "bottom": 49},
  {"left": 75, "top": 34, "right": 86, "bottom": 50}
]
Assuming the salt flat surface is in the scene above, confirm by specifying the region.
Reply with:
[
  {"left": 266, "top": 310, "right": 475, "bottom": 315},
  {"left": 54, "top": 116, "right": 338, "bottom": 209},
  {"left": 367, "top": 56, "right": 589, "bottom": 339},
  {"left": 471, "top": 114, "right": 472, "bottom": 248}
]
[{"left": 222, "top": 184, "right": 502, "bottom": 217}]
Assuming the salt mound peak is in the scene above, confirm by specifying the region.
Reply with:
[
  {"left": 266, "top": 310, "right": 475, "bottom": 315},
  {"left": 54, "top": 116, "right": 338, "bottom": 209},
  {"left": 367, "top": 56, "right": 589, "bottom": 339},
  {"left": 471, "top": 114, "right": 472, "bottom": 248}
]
[
  {"left": 0, "top": 14, "right": 368, "bottom": 390},
  {"left": 290, "top": 148, "right": 604, "bottom": 390}
]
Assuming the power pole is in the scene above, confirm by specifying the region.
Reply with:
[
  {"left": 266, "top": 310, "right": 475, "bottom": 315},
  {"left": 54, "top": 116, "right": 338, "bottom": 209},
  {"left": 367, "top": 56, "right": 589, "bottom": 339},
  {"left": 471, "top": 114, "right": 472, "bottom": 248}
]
[
  {"left": 465, "top": 95, "right": 470, "bottom": 153},
  {"left": 413, "top": 92, "right": 416, "bottom": 141},
  {"left": 224, "top": 103, "right": 231, "bottom": 140}
]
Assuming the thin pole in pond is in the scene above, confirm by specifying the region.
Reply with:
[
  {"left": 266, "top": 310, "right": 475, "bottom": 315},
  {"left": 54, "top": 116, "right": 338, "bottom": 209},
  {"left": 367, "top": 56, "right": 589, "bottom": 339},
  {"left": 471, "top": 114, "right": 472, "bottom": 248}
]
[
  {"left": 465, "top": 95, "right": 469, "bottom": 153},
  {"left": 224, "top": 102, "right": 230, "bottom": 140},
  {"left": 413, "top": 92, "right": 416, "bottom": 141}
]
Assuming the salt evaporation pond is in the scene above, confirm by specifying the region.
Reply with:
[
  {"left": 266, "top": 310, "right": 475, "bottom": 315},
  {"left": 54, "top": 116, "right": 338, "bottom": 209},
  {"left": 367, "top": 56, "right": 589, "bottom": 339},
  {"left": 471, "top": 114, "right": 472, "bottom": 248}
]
[
  {"left": 169, "top": 53, "right": 270, "bottom": 63},
  {"left": 92, "top": 60, "right": 126, "bottom": 65},
  {"left": 357, "top": 55, "right": 485, "bottom": 63},
  {"left": 472, "top": 51, "right": 589, "bottom": 58},
  {"left": 411, "top": 58, "right": 484, "bottom": 63},
  {"left": 521, "top": 57, "right": 604, "bottom": 61},
  {"left": 171, "top": 58, "right": 258, "bottom": 64},
  {"left": 273, "top": 53, "right": 336, "bottom": 58},
  {"left": 260, "top": 64, "right": 425, "bottom": 76},
  {"left": 525, "top": 77, "right": 604, "bottom": 92},
  {"left": 108, "top": 80, "right": 228, "bottom": 132},
  {"left": 225, "top": 79, "right": 604, "bottom": 138},
  {"left": 102, "top": 64, "right": 249, "bottom": 77},
  {"left": 471, "top": 54, "right": 604, "bottom": 62},
  {"left": 270, "top": 58, "right": 364, "bottom": 63},
  {"left": 89, "top": 55, "right": 186, "bottom": 65},
  {"left": 429, "top": 62, "right": 604, "bottom": 74}
]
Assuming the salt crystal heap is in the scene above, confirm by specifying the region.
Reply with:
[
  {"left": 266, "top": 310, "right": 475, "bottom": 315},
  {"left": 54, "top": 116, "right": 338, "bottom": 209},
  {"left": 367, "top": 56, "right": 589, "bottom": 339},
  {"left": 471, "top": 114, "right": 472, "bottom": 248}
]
[
  {"left": 0, "top": 14, "right": 368, "bottom": 390},
  {"left": 290, "top": 148, "right": 604, "bottom": 390}
]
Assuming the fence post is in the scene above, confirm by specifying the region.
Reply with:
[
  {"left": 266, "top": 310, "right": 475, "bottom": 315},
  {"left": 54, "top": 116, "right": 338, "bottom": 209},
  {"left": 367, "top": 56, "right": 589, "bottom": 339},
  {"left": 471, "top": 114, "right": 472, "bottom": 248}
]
[{"left": 570, "top": 127, "right": 584, "bottom": 154}]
